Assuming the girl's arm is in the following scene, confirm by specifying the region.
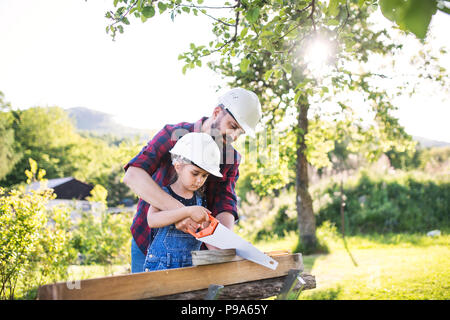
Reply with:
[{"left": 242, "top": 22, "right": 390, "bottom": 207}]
[{"left": 147, "top": 204, "right": 210, "bottom": 230}]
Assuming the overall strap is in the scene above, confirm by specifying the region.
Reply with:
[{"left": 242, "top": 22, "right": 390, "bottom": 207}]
[{"left": 195, "top": 192, "right": 203, "bottom": 206}]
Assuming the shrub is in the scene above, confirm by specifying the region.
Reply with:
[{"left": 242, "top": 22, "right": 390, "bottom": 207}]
[
  {"left": 255, "top": 204, "right": 297, "bottom": 240},
  {"left": 316, "top": 171, "right": 450, "bottom": 234},
  {"left": 0, "top": 186, "right": 75, "bottom": 299},
  {"left": 69, "top": 210, "right": 132, "bottom": 266}
]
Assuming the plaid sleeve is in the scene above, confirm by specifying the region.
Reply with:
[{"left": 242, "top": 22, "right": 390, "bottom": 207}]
[
  {"left": 209, "top": 163, "right": 240, "bottom": 222},
  {"left": 123, "top": 125, "right": 173, "bottom": 175}
]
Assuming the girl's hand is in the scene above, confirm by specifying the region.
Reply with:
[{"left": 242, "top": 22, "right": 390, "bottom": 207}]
[{"left": 188, "top": 206, "right": 211, "bottom": 224}]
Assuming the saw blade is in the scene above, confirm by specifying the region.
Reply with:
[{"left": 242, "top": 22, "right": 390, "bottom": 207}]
[{"left": 198, "top": 223, "right": 279, "bottom": 270}]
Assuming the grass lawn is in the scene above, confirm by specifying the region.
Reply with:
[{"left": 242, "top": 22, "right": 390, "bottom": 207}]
[
  {"left": 253, "top": 231, "right": 450, "bottom": 300},
  {"left": 66, "top": 264, "right": 130, "bottom": 281}
]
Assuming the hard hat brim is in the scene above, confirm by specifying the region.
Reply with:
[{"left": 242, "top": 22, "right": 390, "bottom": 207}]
[
  {"left": 234, "top": 115, "right": 256, "bottom": 138},
  {"left": 195, "top": 163, "right": 223, "bottom": 178},
  {"left": 170, "top": 150, "right": 223, "bottom": 178}
]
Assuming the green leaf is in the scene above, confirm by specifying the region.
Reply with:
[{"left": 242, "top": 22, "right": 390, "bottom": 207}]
[
  {"left": 264, "top": 70, "right": 274, "bottom": 81},
  {"left": 295, "top": 81, "right": 307, "bottom": 91},
  {"left": 142, "top": 6, "right": 155, "bottom": 18},
  {"left": 327, "top": 19, "right": 340, "bottom": 26},
  {"left": 137, "top": 0, "right": 143, "bottom": 10},
  {"left": 281, "top": 63, "right": 292, "bottom": 74},
  {"left": 327, "top": 0, "right": 342, "bottom": 17},
  {"left": 158, "top": 2, "right": 167, "bottom": 13},
  {"left": 240, "top": 27, "right": 249, "bottom": 38},
  {"left": 379, "top": 0, "right": 404, "bottom": 22},
  {"left": 240, "top": 58, "right": 251, "bottom": 73},
  {"left": 402, "top": 0, "right": 437, "bottom": 39},
  {"left": 379, "top": 0, "right": 437, "bottom": 39},
  {"left": 294, "top": 90, "right": 302, "bottom": 104},
  {"left": 246, "top": 7, "right": 260, "bottom": 23}
]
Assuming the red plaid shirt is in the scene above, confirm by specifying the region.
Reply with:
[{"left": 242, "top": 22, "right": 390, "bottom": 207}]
[{"left": 124, "top": 117, "right": 240, "bottom": 254}]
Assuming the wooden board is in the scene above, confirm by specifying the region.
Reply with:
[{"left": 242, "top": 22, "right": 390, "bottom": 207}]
[
  {"left": 192, "top": 249, "right": 243, "bottom": 265},
  {"left": 192, "top": 249, "right": 290, "bottom": 266},
  {"left": 37, "top": 253, "right": 303, "bottom": 300}
]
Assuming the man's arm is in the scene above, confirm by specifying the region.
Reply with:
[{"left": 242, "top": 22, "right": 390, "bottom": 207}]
[
  {"left": 216, "top": 211, "right": 235, "bottom": 230},
  {"left": 123, "top": 166, "right": 183, "bottom": 211},
  {"left": 204, "top": 211, "right": 235, "bottom": 250}
]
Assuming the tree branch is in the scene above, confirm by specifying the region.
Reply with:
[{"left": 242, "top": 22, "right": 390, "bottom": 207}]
[
  {"left": 308, "top": 0, "right": 317, "bottom": 31},
  {"left": 337, "top": 0, "right": 350, "bottom": 35},
  {"left": 109, "top": 0, "right": 138, "bottom": 27},
  {"left": 196, "top": 0, "right": 241, "bottom": 57}
]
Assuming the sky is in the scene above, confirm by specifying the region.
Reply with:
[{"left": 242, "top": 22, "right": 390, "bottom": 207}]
[{"left": 0, "top": 0, "right": 449, "bottom": 142}]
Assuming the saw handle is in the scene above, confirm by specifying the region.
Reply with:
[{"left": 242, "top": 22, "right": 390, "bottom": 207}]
[{"left": 188, "top": 214, "right": 219, "bottom": 238}]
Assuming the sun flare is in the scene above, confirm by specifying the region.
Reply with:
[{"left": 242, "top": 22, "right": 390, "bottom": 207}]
[{"left": 303, "top": 39, "right": 332, "bottom": 76}]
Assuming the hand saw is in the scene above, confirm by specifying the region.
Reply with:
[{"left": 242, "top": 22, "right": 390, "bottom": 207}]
[{"left": 189, "top": 214, "right": 279, "bottom": 270}]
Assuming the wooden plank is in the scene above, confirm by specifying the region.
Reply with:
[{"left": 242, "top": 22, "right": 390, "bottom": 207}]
[
  {"left": 192, "top": 249, "right": 242, "bottom": 265},
  {"left": 192, "top": 249, "right": 291, "bottom": 266},
  {"left": 37, "top": 253, "right": 303, "bottom": 300},
  {"left": 149, "top": 273, "right": 316, "bottom": 300}
]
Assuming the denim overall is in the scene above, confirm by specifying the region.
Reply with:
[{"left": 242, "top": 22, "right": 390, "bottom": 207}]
[{"left": 143, "top": 187, "right": 203, "bottom": 272}]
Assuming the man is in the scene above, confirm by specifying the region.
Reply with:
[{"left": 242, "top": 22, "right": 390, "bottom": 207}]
[{"left": 123, "top": 87, "right": 262, "bottom": 273}]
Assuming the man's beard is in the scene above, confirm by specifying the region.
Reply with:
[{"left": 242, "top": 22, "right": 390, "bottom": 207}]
[
  {"left": 210, "top": 115, "right": 235, "bottom": 165},
  {"left": 210, "top": 114, "right": 230, "bottom": 146}
]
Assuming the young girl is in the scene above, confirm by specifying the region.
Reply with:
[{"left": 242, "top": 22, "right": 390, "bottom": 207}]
[{"left": 143, "top": 132, "right": 223, "bottom": 272}]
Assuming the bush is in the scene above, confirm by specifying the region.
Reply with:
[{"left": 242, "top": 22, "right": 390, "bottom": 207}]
[
  {"left": 0, "top": 186, "right": 75, "bottom": 300},
  {"left": 255, "top": 205, "right": 297, "bottom": 240},
  {"left": 0, "top": 158, "right": 134, "bottom": 299},
  {"left": 70, "top": 210, "right": 132, "bottom": 266},
  {"left": 316, "top": 171, "right": 450, "bottom": 234}
]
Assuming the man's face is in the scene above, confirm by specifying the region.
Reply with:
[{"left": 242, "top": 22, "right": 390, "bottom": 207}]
[{"left": 210, "top": 106, "right": 245, "bottom": 145}]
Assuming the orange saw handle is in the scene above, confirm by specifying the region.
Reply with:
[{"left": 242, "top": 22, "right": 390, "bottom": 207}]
[{"left": 188, "top": 213, "right": 219, "bottom": 239}]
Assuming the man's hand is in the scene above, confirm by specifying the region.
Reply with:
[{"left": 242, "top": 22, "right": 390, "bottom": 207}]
[{"left": 204, "top": 211, "right": 235, "bottom": 250}]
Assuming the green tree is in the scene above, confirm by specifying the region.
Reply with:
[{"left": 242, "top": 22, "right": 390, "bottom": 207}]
[
  {"left": 1, "top": 106, "right": 83, "bottom": 186},
  {"left": 106, "top": 0, "right": 448, "bottom": 252},
  {"left": 0, "top": 92, "right": 21, "bottom": 181}
]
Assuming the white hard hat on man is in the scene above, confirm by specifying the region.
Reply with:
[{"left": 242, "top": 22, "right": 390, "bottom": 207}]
[
  {"left": 218, "top": 87, "right": 262, "bottom": 138},
  {"left": 170, "top": 88, "right": 261, "bottom": 177}
]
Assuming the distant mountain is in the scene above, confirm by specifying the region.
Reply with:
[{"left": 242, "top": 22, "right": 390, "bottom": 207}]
[
  {"left": 413, "top": 136, "right": 450, "bottom": 148},
  {"left": 66, "top": 107, "right": 155, "bottom": 141},
  {"left": 65, "top": 107, "right": 449, "bottom": 148}
]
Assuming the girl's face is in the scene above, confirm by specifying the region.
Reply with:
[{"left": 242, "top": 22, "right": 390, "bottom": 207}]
[{"left": 174, "top": 163, "right": 209, "bottom": 191}]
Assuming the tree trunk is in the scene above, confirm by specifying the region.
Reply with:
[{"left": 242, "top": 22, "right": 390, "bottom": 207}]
[{"left": 296, "top": 101, "right": 317, "bottom": 253}]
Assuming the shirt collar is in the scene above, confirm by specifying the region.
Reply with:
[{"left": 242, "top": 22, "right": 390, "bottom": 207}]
[{"left": 193, "top": 116, "right": 208, "bottom": 133}]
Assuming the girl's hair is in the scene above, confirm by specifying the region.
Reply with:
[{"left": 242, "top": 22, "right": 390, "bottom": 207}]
[{"left": 169, "top": 154, "right": 206, "bottom": 197}]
